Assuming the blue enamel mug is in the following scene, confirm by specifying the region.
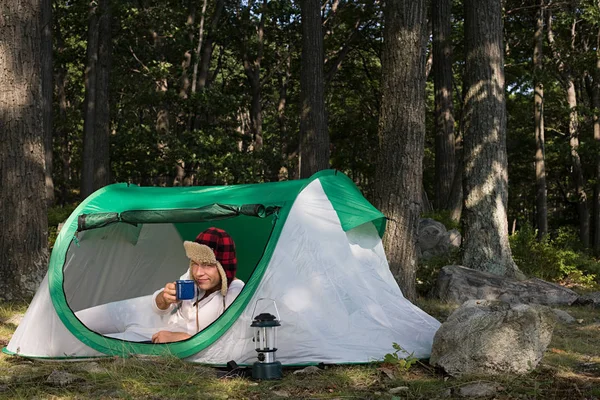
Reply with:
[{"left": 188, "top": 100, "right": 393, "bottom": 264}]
[{"left": 176, "top": 280, "right": 195, "bottom": 300}]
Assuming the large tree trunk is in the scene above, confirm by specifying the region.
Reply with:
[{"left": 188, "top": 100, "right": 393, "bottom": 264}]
[
  {"left": 299, "top": 0, "right": 329, "bottom": 178},
  {"left": 432, "top": 0, "right": 455, "bottom": 210},
  {"left": 534, "top": 0, "right": 548, "bottom": 239},
  {"left": 81, "top": 1, "right": 100, "bottom": 199},
  {"left": 41, "top": 0, "right": 54, "bottom": 206},
  {"left": 94, "top": 0, "right": 111, "bottom": 190},
  {"left": 375, "top": 0, "right": 427, "bottom": 301},
  {"left": 462, "top": 0, "right": 522, "bottom": 279},
  {"left": 0, "top": 0, "right": 49, "bottom": 300}
]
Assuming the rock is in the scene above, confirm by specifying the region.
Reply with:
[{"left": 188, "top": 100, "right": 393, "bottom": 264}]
[
  {"left": 447, "top": 229, "right": 462, "bottom": 248},
  {"left": 418, "top": 220, "right": 462, "bottom": 261},
  {"left": 78, "top": 362, "right": 107, "bottom": 374},
  {"left": 553, "top": 309, "right": 576, "bottom": 324},
  {"left": 272, "top": 390, "right": 290, "bottom": 397},
  {"left": 575, "top": 291, "right": 600, "bottom": 306},
  {"left": 293, "top": 366, "right": 321, "bottom": 375},
  {"left": 389, "top": 386, "right": 409, "bottom": 394},
  {"left": 46, "top": 370, "right": 84, "bottom": 387},
  {"left": 435, "top": 265, "right": 579, "bottom": 306},
  {"left": 458, "top": 382, "right": 497, "bottom": 397},
  {"left": 418, "top": 219, "right": 447, "bottom": 250},
  {"left": 430, "top": 300, "right": 556, "bottom": 376}
]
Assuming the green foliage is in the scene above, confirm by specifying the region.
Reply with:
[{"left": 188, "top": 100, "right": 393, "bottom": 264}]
[
  {"left": 421, "top": 210, "right": 461, "bottom": 232},
  {"left": 417, "top": 248, "right": 462, "bottom": 297},
  {"left": 48, "top": 204, "right": 78, "bottom": 250},
  {"left": 510, "top": 224, "right": 600, "bottom": 288},
  {"left": 382, "top": 343, "right": 417, "bottom": 372}
]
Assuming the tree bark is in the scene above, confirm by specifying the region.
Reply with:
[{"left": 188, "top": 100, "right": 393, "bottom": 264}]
[
  {"left": 432, "top": 0, "right": 455, "bottom": 210},
  {"left": 533, "top": 0, "right": 548, "bottom": 239},
  {"left": 0, "top": 0, "right": 49, "bottom": 300},
  {"left": 55, "top": 20, "right": 70, "bottom": 204},
  {"left": 462, "top": 0, "right": 523, "bottom": 279},
  {"left": 299, "top": 0, "right": 330, "bottom": 178},
  {"left": 191, "top": 0, "right": 208, "bottom": 94},
  {"left": 93, "top": 0, "right": 111, "bottom": 190},
  {"left": 41, "top": 0, "right": 54, "bottom": 206},
  {"left": 547, "top": 8, "right": 590, "bottom": 247},
  {"left": 594, "top": 26, "right": 600, "bottom": 254},
  {"left": 374, "top": 0, "right": 428, "bottom": 301},
  {"left": 567, "top": 78, "right": 590, "bottom": 246},
  {"left": 197, "top": 0, "right": 224, "bottom": 91},
  {"left": 241, "top": 0, "right": 266, "bottom": 152},
  {"left": 81, "top": 1, "right": 100, "bottom": 198}
]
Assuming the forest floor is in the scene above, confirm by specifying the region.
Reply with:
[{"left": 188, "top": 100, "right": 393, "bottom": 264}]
[{"left": 1, "top": 299, "right": 599, "bottom": 400}]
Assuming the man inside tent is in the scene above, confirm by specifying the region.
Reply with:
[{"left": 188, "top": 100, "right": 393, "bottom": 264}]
[
  {"left": 75, "top": 227, "right": 244, "bottom": 343},
  {"left": 150, "top": 227, "right": 245, "bottom": 343}
]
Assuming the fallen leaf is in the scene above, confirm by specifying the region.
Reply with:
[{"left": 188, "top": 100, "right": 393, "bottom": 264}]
[{"left": 377, "top": 367, "right": 396, "bottom": 379}]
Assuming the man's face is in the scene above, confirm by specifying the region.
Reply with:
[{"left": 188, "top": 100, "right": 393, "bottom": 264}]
[{"left": 191, "top": 261, "right": 221, "bottom": 293}]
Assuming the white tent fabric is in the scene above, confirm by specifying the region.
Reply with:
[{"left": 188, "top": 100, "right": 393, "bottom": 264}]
[
  {"left": 7, "top": 274, "right": 105, "bottom": 358},
  {"left": 6, "top": 177, "right": 440, "bottom": 363},
  {"left": 187, "top": 179, "right": 440, "bottom": 363}
]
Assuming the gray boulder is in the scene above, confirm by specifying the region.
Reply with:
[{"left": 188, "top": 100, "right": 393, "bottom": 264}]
[
  {"left": 552, "top": 309, "right": 576, "bottom": 324},
  {"left": 575, "top": 291, "right": 600, "bottom": 307},
  {"left": 418, "top": 219, "right": 461, "bottom": 261},
  {"left": 430, "top": 300, "right": 556, "bottom": 376},
  {"left": 435, "top": 265, "right": 579, "bottom": 306}
]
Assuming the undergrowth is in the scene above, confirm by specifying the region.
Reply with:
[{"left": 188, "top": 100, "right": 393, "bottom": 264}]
[{"left": 417, "top": 217, "right": 600, "bottom": 295}]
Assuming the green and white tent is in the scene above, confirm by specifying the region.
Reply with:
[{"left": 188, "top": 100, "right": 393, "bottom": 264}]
[{"left": 3, "top": 170, "right": 440, "bottom": 364}]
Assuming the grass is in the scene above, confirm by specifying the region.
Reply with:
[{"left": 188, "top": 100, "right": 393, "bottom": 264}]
[{"left": 1, "top": 299, "right": 599, "bottom": 399}]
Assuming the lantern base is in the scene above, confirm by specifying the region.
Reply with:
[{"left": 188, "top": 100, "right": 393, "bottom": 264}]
[{"left": 252, "top": 361, "right": 282, "bottom": 380}]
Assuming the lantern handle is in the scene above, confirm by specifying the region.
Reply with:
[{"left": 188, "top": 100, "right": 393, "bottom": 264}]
[{"left": 251, "top": 297, "right": 281, "bottom": 322}]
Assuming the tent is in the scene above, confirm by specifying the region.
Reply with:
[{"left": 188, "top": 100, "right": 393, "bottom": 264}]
[{"left": 3, "top": 170, "right": 440, "bottom": 365}]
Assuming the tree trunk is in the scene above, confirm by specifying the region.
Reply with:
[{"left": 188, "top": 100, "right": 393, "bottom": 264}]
[
  {"left": 533, "top": 0, "right": 548, "bottom": 239},
  {"left": 447, "top": 131, "right": 463, "bottom": 222},
  {"left": 241, "top": 0, "right": 266, "bottom": 152},
  {"left": 93, "top": 0, "right": 111, "bottom": 190},
  {"left": 374, "top": 0, "right": 427, "bottom": 301},
  {"left": 55, "top": 22, "right": 70, "bottom": 204},
  {"left": 299, "top": 0, "right": 329, "bottom": 178},
  {"left": 41, "top": 0, "right": 54, "bottom": 206},
  {"left": 594, "top": 27, "right": 600, "bottom": 254},
  {"left": 197, "top": 0, "right": 224, "bottom": 91},
  {"left": 462, "top": 0, "right": 523, "bottom": 279},
  {"left": 191, "top": 0, "right": 208, "bottom": 94},
  {"left": 277, "top": 48, "right": 291, "bottom": 181},
  {"left": 81, "top": 1, "right": 100, "bottom": 199},
  {"left": 433, "top": 0, "right": 455, "bottom": 210},
  {"left": 0, "top": 0, "right": 48, "bottom": 300},
  {"left": 547, "top": 9, "right": 590, "bottom": 247},
  {"left": 566, "top": 77, "right": 590, "bottom": 246}
]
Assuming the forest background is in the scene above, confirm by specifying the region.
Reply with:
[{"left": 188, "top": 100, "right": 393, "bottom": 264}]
[{"left": 3, "top": 0, "right": 600, "bottom": 302}]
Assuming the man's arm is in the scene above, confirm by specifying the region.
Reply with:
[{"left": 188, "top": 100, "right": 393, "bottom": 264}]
[{"left": 151, "top": 330, "right": 191, "bottom": 343}]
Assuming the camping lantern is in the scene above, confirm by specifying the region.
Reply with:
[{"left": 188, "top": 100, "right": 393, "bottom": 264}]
[{"left": 251, "top": 310, "right": 282, "bottom": 380}]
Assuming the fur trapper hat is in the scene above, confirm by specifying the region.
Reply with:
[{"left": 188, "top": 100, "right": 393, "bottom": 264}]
[{"left": 183, "top": 227, "right": 237, "bottom": 297}]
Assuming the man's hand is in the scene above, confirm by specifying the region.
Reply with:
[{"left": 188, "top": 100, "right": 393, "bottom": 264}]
[
  {"left": 151, "top": 330, "right": 191, "bottom": 343},
  {"left": 155, "top": 282, "right": 177, "bottom": 310}
]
